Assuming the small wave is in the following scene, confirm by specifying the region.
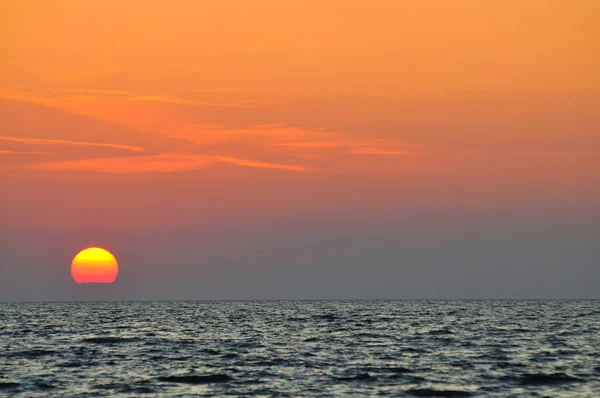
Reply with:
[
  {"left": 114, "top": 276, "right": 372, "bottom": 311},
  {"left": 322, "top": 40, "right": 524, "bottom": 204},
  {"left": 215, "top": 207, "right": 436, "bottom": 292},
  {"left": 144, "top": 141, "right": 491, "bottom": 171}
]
[
  {"left": 401, "top": 347, "right": 429, "bottom": 353},
  {"left": 365, "top": 366, "right": 412, "bottom": 374},
  {"left": 60, "top": 360, "right": 101, "bottom": 368},
  {"left": 520, "top": 372, "right": 585, "bottom": 385},
  {"left": 388, "top": 367, "right": 412, "bottom": 374},
  {"left": 221, "top": 352, "right": 238, "bottom": 359},
  {"left": 557, "top": 330, "right": 575, "bottom": 336},
  {"left": 158, "top": 374, "right": 231, "bottom": 384},
  {"left": 95, "top": 382, "right": 153, "bottom": 393},
  {"left": 303, "top": 337, "right": 319, "bottom": 342},
  {"left": 172, "top": 356, "right": 193, "bottom": 362},
  {"left": 334, "top": 373, "right": 375, "bottom": 382},
  {"left": 450, "top": 362, "right": 475, "bottom": 369},
  {"left": 119, "top": 386, "right": 154, "bottom": 394},
  {"left": 404, "top": 375, "right": 428, "bottom": 383},
  {"left": 287, "top": 317, "right": 307, "bottom": 322},
  {"left": 7, "top": 349, "right": 58, "bottom": 359},
  {"left": 0, "top": 382, "right": 20, "bottom": 389},
  {"left": 229, "top": 341, "right": 264, "bottom": 349},
  {"left": 201, "top": 348, "right": 221, "bottom": 355},
  {"left": 178, "top": 339, "right": 197, "bottom": 345},
  {"left": 82, "top": 337, "right": 141, "bottom": 344},
  {"left": 57, "top": 361, "right": 83, "bottom": 368},
  {"left": 406, "top": 388, "right": 473, "bottom": 397},
  {"left": 94, "top": 383, "right": 120, "bottom": 390},
  {"left": 35, "top": 382, "right": 56, "bottom": 390},
  {"left": 427, "top": 328, "right": 454, "bottom": 335},
  {"left": 494, "top": 362, "right": 527, "bottom": 369},
  {"left": 352, "top": 332, "right": 383, "bottom": 339},
  {"left": 314, "top": 314, "right": 337, "bottom": 321}
]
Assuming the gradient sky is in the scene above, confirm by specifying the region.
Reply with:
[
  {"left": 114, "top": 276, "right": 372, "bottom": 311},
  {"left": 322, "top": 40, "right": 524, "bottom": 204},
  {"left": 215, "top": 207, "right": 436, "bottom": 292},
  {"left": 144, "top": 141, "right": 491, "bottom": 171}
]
[{"left": 1, "top": 0, "right": 599, "bottom": 301}]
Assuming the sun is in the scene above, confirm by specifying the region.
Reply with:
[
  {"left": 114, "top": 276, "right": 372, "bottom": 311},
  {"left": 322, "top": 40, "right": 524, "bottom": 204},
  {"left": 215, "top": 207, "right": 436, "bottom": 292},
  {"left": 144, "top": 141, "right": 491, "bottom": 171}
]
[{"left": 71, "top": 247, "right": 119, "bottom": 284}]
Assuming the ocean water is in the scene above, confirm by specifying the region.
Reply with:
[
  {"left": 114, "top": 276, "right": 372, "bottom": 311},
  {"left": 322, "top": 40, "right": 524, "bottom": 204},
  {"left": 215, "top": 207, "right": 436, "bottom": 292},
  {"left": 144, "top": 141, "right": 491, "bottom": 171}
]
[{"left": 1, "top": 300, "right": 599, "bottom": 397}]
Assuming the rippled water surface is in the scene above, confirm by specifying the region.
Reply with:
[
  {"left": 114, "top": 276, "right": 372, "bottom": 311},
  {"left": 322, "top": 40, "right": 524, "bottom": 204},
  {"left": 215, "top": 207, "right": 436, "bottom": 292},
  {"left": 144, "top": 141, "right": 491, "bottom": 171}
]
[{"left": 1, "top": 301, "right": 599, "bottom": 396}]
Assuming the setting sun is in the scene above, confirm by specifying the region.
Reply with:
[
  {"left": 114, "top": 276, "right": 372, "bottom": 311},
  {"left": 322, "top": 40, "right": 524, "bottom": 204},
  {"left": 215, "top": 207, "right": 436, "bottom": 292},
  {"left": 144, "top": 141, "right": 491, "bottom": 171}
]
[{"left": 71, "top": 247, "right": 119, "bottom": 284}]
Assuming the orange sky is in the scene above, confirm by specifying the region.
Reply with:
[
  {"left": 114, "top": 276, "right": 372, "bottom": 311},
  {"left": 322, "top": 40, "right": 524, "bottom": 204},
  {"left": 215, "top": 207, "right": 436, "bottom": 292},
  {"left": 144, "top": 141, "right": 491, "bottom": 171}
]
[
  {"left": 1, "top": 0, "right": 599, "bottom": 229},
  {"left": 1, "top": 1, "right": 600, "bottom": 302}
]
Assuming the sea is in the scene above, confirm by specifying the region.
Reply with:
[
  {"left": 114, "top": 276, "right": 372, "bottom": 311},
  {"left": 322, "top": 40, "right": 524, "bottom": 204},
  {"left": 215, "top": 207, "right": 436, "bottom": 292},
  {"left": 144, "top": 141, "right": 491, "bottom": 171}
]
[{"left": 1, "top": 300, "right": 599, "bottom": 397}]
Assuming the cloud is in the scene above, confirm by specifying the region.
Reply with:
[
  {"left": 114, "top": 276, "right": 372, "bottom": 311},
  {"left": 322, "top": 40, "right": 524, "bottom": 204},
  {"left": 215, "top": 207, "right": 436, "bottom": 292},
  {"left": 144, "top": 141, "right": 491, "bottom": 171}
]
[
  {"left": 195, "top": 88, "right": 239, "bottom": 93},
  {"left": 513, "top": 151, "right": 600, "bottom": 156},
  {"left": 351, "top": 148, "right": 426, "bottom": 156},
  {"left": 182, "top": 124, "right": 424, "bottom": 154},
  {"left": 215, "top": 156, "right": 309, "bottom": 172},
  {"left": 1, "top": 88, "right": 445, "bottom": 174},
  {"left": 274, "top": 141, "right": 340, "bottom": 148},
  {"left": 0, "top": 136, "right": 147, "bottom": 152},
  {"left": 1, "top": 89, "right": 435, "bottom": 173},
  {"left": 0, "top": 88, "right": 261, "bottom": 111},
  {"left": 22, "top": 153, "right": 309, "bottom": 173},
  {"left": 127, "top": 95, "right": 256, "bottom": 109},
  {"left": 0, "top": 150, "right": 52, "bottom": 155}
]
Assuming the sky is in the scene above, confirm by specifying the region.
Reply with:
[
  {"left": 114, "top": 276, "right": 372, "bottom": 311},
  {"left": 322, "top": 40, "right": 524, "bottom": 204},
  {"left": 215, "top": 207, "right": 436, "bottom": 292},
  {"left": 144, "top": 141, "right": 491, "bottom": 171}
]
[{"left": 1, "top": 0, "right": 599, "bottom": 301}]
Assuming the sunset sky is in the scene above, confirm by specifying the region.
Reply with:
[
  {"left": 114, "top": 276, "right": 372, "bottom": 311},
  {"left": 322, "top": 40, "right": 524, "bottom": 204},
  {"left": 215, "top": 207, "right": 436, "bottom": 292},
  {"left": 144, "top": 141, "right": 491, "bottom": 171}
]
[{"left": 1, "top": 0, "right": 598, "bottom": 300}]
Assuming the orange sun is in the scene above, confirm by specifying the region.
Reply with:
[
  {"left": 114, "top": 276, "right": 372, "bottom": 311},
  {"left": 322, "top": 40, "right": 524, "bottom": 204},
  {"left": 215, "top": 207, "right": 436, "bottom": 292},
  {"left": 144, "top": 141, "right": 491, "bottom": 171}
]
[{"left": 71, "top": 247, "right": 119, "bottom": 284}]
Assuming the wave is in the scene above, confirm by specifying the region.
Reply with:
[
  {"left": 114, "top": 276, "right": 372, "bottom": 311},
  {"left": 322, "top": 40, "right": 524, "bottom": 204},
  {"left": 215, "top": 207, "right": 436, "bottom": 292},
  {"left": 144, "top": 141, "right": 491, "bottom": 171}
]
[
  {"left": 333, "top": 373, "right": 375, "bottom": 382},
  {"left": 158, "top": 374, "right": 231, "bottom": 384},
  {"left": 82, "top": 337, "right": 142, "bottom": 344},
  {"left": 406, "top": 388, "right": 473, "bottom": 397},
  {"left": 35, "top": 382, "right": 56, "bottom": 390},
  {"left": 7, "top": 349, "right": 58, "bottom": 359},
  {"left": 520, "top": 373, "right": 585, "bottom": 385},
  {"left": 313, "top": 314, "right": 337, "bottom": 321}
]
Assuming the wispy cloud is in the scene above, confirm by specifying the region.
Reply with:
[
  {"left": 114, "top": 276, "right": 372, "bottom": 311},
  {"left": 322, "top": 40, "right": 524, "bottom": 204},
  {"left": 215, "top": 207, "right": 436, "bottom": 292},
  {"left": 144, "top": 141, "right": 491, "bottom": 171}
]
[
  {"left": 0, "top": 136, "right": 147, "bottom": 152},
  {"left": 513, "top": 151, "right": 600, "bottom": 156},
  {"left": 195, "top": 88, "right": 239, "bottom": 93},
  {"left": 181, "top": 124, "right": 424, "bottom": 155},
  {"left": 54, "top": 88, "right": 282, "bottom": 107},
  {"left": 22, "top": 153, "right": 309, "bottom": 174},
  {"left": 351, "top": 148, "right": 426, "bottom": 156},
  {"left": 0, "top": 150, "right": 52, "bottom": 155},
  {"left": 25, "top": 154, "right": 215, "bottom": 173},
  {"left": 127, "top": 95, "right": 256, "bottom": 109},
  {"left": 274, "top": 141, "right": 340, "bottom": 148},
  {"left": 1, "top": 88, "right": 444, "bottom": 174},
  {"left": 0, "top": 88, "right": 262, "bottom": 110},
  {"left": 215, "top": 156, "right": 308, "bottom": 172}
]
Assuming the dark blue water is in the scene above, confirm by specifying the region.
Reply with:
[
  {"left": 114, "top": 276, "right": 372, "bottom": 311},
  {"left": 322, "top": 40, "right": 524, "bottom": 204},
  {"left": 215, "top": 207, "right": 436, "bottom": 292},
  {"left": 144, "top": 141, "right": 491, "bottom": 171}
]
[{"left": 1, "top": 301, "right": 599, "bottom": 396}]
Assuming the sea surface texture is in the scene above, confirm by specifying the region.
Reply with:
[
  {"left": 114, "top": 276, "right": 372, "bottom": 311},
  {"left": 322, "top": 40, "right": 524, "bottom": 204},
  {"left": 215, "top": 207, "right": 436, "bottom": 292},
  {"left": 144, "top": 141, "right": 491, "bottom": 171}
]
[{"left": 1, "top": 300, "right": 599, "bottom": 397}]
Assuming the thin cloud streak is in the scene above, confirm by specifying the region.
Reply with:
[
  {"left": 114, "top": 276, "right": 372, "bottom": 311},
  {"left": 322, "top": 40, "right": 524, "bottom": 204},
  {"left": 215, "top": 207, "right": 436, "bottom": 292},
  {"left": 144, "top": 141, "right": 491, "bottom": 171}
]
[
  {"left": 216, "top": 156, "right": 309, "bottom": 172},
  {"left": 128, "top": 95, "right": 256, "bottom": 109},
  {"left": 1, "top": 88, "right": 262, "bottom": 111},
  {"left": 0, "top": 136, "right": 148, "bottom": 153},
  {"left": 0, "top": 150, "right": 53, "bottom": 155},
  {"left": 274, "top": 141, "right": 340, "bottom": 148},
  {"left": 513, "top": 151, "right": 600, "bottom": 156},
  {"left": 183, "top": 124, "right": 424, "bottom": 152},
  {"left": 22, "top": 153, "right": 310, "bottom": 174},
  {"left": 351, "top": 149, "right": 427, "bottom": 156}
]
